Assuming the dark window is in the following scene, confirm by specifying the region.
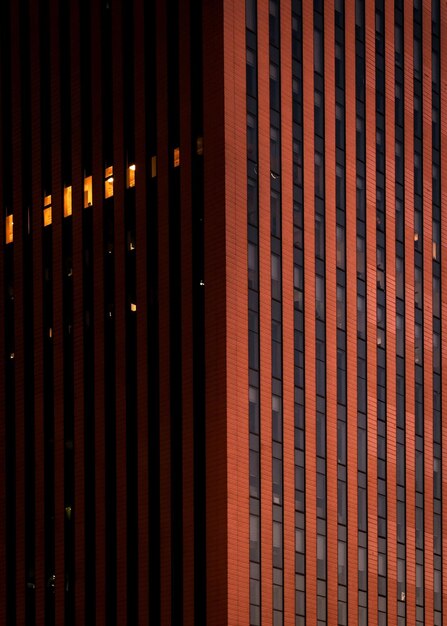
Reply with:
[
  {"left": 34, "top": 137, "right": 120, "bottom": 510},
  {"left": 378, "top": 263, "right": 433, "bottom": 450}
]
[
  {"left": 270, "top": 64, "right": 280, "bottom": 111},
  {"left": 247, "top": 49, "right": 256, "bottom": 98},
  {"left": 315, "top": 152, "right": 324, "bottom": 198},
  {"left": 270, "top": 127, "right": 280, "bottom": 173},
  {"left": 314, "top": 28, "right": 323, "bottom": 74}
]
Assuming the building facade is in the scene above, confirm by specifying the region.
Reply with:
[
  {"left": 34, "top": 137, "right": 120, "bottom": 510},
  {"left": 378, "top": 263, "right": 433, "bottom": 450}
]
[{"left": 1, "top": 0, "right": 447, "bottom": 625}]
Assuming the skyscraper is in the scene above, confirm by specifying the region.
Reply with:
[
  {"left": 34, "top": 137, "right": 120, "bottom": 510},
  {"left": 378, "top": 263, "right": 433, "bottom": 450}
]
[{"left": 1, "top": 0, "right": 446, "bottom": 624}]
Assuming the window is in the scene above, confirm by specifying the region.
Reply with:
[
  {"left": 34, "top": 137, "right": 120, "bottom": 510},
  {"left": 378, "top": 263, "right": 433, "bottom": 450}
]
[
  {"left": 269, "top": 0, "right": 279, "bottom": 47},
  {"left": 272, "top": 320, "right": 282, "bottom": 379},
  {"left": 335, "top": 43, "right": 344, "bottom": 89},
  {"left": 336, "top": 165, "right": 344, "bottom": 208},
  {"left": 396, "top": 315, "right": 404, "bottom": 357},
  {"left": 433, "top": 163, "right": 440, "bottom": 205},
  {"left": 315, "top": 152, "right": 324, "bottom": 198},
  {"left": 377, "top": 305, "right": 385, "bottom": 347},
  {"left": 396, "top": 198, "right": 404, "bottom": 242},
  {"left": 248, "top": 177, "right": 258, "bottom": 227},
  {"left": 294, "top": 265, "right": 303, "bottom": 311},
  {"left": 247, "top": 114, "right": 257, "bottom": 162},
  {"left": 376, "top": 188, "right": 384, "bottom": 230},
  {"left": 273, "top": 521, "right": 282, "bottom": 567},
  {"left": 357, "top": 295, "right": 365, "bottom": 339},
  {"left": 316, "top": 275, "right": 325, "bottom": 320},
  {"left": 395, "top": 140, "right": 403, "bottom": 183},
  {"left": 317, "top": 534, "right": 326, "bottom": 578},
  {"left": 151, "top": 156, "right": 157, "bottom": 178},
  {"left": 5, "top": 214, "right": 13, "bottom": 244},
  {"left": 271, "top": 253, "right": 281, "bottom": 300},
  {"left": 249, "top": 386, "right": 260, "bottom": 434},
  {"left": 293, "top": 140, "right": 302, "bottom": 186},
  {"left": 414, "top": 152, "right": 422, "bottom": 195},
  {"left": 336, "top": 285, "right": 345, "bottom": 330},
  {"left": 272, "top": 395, "right": 282, "bottom": 442},
  {"left": 336, "top": 104, "right": 344, "bottom": 148},
  {"left": 433, "top": 221, "right": 440, "bottom": 260},
  {"left": 248, "top": 243, "right": 258, "bottom": 290},
  {"left": 315, "top": 213, "right": 324, "bottom": 259},
  {"left": 338, "top": 541, "right": 346, "bottom": 584},
  {"left": 250, "top": 515, "right": 260, "bottom": 561},
  {"left": 376, "top": 129, "right": 384, "bottom": 172},
  {"left": 415, "top": 323, "right": 422, "bottom": 364},
  {"left": 357, "top": 236, "right": 365, "bottom": 279},
  {"left": 271, "top": 191, "right": 280, "bottom": 237},
  {"left": 376, "top": 247, "right": 385, "bottom": 289},
  {"left": 64, "top": 185, "right": 72, "bottom": 217},
  {"left": 414, "top": 210, "right": 422, "bottom": 248},
  {"left": 270, "top": 64, "right": 279, "bottom": 111},
  {"left": 433, "top": 276, "right": 440, "bottom": 318},
  {"left": 84, "top": 175, "right": 93, "bottom": 207},
  {"left": 395, "top": 24, "right": 403, "bottom": 67},
  {"left": 273, "top": 458, "right": 282, "bottom": 504},
  {"left": 247, "top": 49, "right": 256, "bottom": 98},
  {"left": 315, "top": 91, "right": 323, "bottom": 137},
  {"left": 336, "top": 226, "right": 345, "bottom": 269},
  {"left": 356, "top": 116, "right": 365, "bottom": 158},
  {"left": 356, "top": 176, "right": 365, "bottom": 218},
  {"left": 173, "top": 147, "right": 180, "bottom": 167},
  {"left": 395, "top": 83, "right": 403, "bottom": 126},
  {"left": 249, "top": 330, "right": 262, "bottom": 388},
  {"left": 416, "top": 564, "right": 423, "bottom": 606},
  {"left": 316, "top": 412, "right": 325, "bottom": 457},
  {"left": 432, "top": 106, "right": 439, "bottom": 150},
  {"left": 396, "top": 256, "right": 404, "bottom": 299},
  {"left": 414, "top": 95, "right": 422, "bottom": 138},
  {"left": 433, "top": 332, "right": 441, "bottom": 373},
  {"left": 104, "top": 166, "right": 114, "bottom": 199},
  {"left": 358, "top": 489, "right": 367, "bottom": 531},
  {"left": 414, "top": 267, "right": 422, "bottom": 309},
  {"left": 127, "top": 164, "right": 136, "bottom": 188},
  {"left": 246, "top": 0, "right": 256, "bottom": 31},
  {"left": 250, "top": 451, "right": 260, "bottom": 498},
  {"left": 270, "top": 127, "right": 280, "bottom": 173},
  {"left": 314, "top": 28, "right": 323, "bottom": 74},
  {"left": 43, "top": 194, "right": 52, "bottom": 226},
  {"left": 414, "top": 38, "right": 421, "bottom": 79}
]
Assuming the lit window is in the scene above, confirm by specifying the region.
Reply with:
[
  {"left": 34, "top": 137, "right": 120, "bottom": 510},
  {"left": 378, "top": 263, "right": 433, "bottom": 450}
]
[
  {"left": 130, "top": 302, "right": 136, "bottom": 312},
  {"left": 104, "top": 166, "right": 114, "bottom": 199},
  {"left": 151, "top": 156, "right": 157, "bottom": 178},
  {"left": 196, "top": 136, "right": 203, "bottom": 155},
  {"left": 173, "top": 147, "right": 180, "bottom": 167},
  {"left": 64, "top": 186, "right": 72, "bottom": 217},
  {"left": 5, "top": 214, "right": 13, "bottom": 244},
  {"left": 84, "top": 175, "right": 93, "bottom": 208},
  {"left": 43, "top": 195, "right": 52, "bottom": 227},
  {"left": 127, "top": 164, "right": 136, "bottom": 188},
  {"left": 128, "top": 231, "right": 135, "bottom": 251}
]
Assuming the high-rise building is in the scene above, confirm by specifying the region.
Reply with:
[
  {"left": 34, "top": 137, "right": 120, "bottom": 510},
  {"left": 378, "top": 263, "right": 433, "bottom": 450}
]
[{"left": 1, "top": 0, "right": 446, "bottom": 625}]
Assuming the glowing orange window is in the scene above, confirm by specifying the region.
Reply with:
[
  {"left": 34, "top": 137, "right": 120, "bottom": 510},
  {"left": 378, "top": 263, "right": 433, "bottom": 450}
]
[
  {"left": 5, "top": 214, "right": 13, "bottom": 244},
  {"left": 104, "top": 166, "right": 114, "bottom": 199},
  {"left": 64, "top": 186, "right": 72, "bottom": 217},
  {"left": 43, "top": 195, "right": 52, "bottom": 227}
]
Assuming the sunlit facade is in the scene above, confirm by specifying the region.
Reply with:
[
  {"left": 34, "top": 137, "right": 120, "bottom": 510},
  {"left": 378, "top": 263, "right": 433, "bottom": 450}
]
[{"left": 1, "top": 1, "right": 446, "bottom": 625}]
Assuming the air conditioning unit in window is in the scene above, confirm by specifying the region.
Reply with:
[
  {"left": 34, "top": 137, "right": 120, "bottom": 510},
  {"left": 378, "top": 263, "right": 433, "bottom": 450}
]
[
  {"left": 401, "top": 592, "right": 405, "bottom": 602},
  {"left": 273, "top": 495, "right": 280, "bottom": 505}
]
